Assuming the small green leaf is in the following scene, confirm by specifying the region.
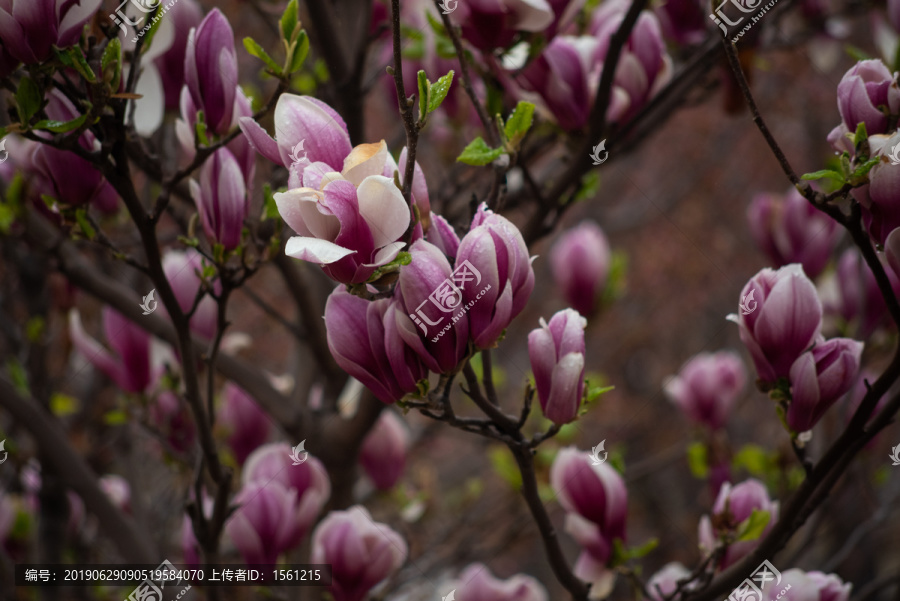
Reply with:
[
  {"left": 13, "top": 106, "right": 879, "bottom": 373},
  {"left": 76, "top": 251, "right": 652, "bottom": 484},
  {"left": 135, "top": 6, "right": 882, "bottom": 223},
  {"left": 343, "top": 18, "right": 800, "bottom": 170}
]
[
  {"left": 417, "top": 70, "right": 429, "bottom": 122},
  {"left": 102, "top": 38, "right": 122, "bottom": 89},
  {"left": 427, "top": 71, "right": 454, "bottom": 114},
  {"left": 243, "top": 37, "right": 282, "bottom": 74},
  {"left": 66, "top": 47, "right": 97, "bottom": 83},
  {"left": 736, "top": 508, "right": 770, "bottom": 542},
  {"left": 280, "top": 0, "right": 300, "bottom": 43},
  {"left": 103, "top": 410, "right": 129, "bottom": 425},
  {"left": 849, "top": 157, "right": 881, "bottom": 183},
  {"left": 50, "top": 393, "right": 80, "bottom": 417},
  {"left": 25, "top": 317, "right": 44, "bottom": 343},
  {"left": 585, "top": 385, "right": 614, "bottom": 403},
  {"left": 6, "top": 359, "right": 29, "bottom": 396},
  {"left": 194, "top": 114, "right": 209, "bottom": 146},
  {"left": 504, "top": 101, "right": 535, "bottom": 146},
  {"left": 686, "top": 441, "right": 709, "bottom": 478},
  {"left": 288, "top": 30, "right": 309, "bottom": 74},
  {"left": 16, "top": 77, "right": 42, "bottom": 123},
  {"left": 852, "top": 121, "right": 868, "bottom": 147},
  {"left": 74, "top": 208, "right": 96, "bottom": 240},
  {"left": 800, "top": 169, "right": 844, "bottom": 183},
  {"left": 488, "top": 445, "right": 522, "bottom": 490},
  {"left": 32, "top": 114, "right": 89, "bottom": 134},
  {"left": 9, "top": 508, "right": 33, "bottom": 540},
  {"left": 457, "top": 137, "right": 505, "bottom": 166},
  {"left": 732, "top": 444, "right": 776, "bottom": 476}
]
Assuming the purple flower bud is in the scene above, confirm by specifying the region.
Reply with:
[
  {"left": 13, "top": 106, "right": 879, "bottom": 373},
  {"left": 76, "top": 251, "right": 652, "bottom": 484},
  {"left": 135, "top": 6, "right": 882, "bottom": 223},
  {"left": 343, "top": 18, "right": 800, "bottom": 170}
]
[
  {"left": 787, "top": 337, "right": 862, "bottom": 433},
  {"left": 528, "top": 309, "right": 587, "bottom": 424},
  {"left": 190, "top": 147, "right": 247, "bottom": 250},
  {"left": 311, "top": 505, "right": 407, "bottom": 601},
  {"left": 184, "top": 9, "right": 238, "bottom": 135},
  {"left": 238, "top": 443, "right": 331, "bottom": 550},
  {"left": 728, "top": 264, "right": 823, "bottom": 384},
  {"left": 825, "top": 247, "right": 900, "bottom": 338},
  {"left": 746, "top": 189, "right": 841, "bottom": 279},
  {"left": 664, "top": 351, "right": 746, "bottom": 430},
  {"left": 161, "top": 248, "right": 218, "bottom": 340},
  {"left": 453, "top": 563, "right": 549, "bottom": 601},
  {"left": 855, "top": 132, "right": 900, "bottom": 244},
  {"left": 0, "top": 0, "right": 101, "bottom": 65},
  {"left": 219, "top": 383, "right": 271, "bottom": 465},
  {"left": 456, "top": 204, "right": 535, "bottom": 349},
  {"left": 591, "top": 1, "right": 672, "bottom": 122},
  {"left": 275, "top": 142, "right": 411, "bottom": 285},
  {"left": 325, "top": 287, "right": 428, "bottom": 403},
  {"left": 451, "top": 0, "right": 554, "bottom": 51},
  {"left": 646, "top": 562, "right": 691, "bottom": 601},
  {"left": 395, "top": 239, "right": 470, "bottom": 374},
  {"left": 836, "top": 60, "right": 900, "bottom": 136},
  {"left": 550, "top": 221, "right": 612, "bottom": 315},
  {"left": 225, "top": 481, "right": 304, "bottom": 566},
  {"left": 359, "top": 410, "right": 410, "bottom": 490},
  {"left": 550, "top": 447, "right": 628, "bottom": 573},
  {"left": 68, "top": 307, "right": 152, "bottom": 394},
  {"left": 426, "top": 213, "right": 461, "bottom": 258},
  {"left": 698, "top": 478, "right": 779, "bottom": 569},
  {"left": 519, "top": 36, "right": 595, "bottom": 131},
  {"left": 154, "top": 0, "right": 203, "bottom": 109},
  {"left": 240, "top": 94, "right": 353, "bottom": 171},
  {"left": 149, "top": 391, "right": 196, "bottom": 454},
  {"left": 655, "top": 0, "right": 707, "bottom": 45},
  {"left": 807, "top": 571, "right": 852, "bottom": 601}
]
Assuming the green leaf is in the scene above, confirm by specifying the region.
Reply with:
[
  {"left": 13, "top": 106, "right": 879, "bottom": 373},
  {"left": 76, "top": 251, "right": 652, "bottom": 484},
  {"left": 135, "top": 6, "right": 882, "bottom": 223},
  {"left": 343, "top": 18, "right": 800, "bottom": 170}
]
[
  {"left": 74, "top": 208, "right": 96, "bottom": 240},
  {"left": 32, "top": 114, "right": 89, "bottom": 134},
  {"left": 849, "top": 157, "right": 881, "bottom": 183},
  {"left": 852, "top": 121, "right": 868, "bottom": 147},
  {"left": 288, "top": 30, "right": 309, "bottom": 74},
  {"left": 50, "top": 393, "right": 80, "bottom": 417},
  {"left": 417, "top": 70, "right": 429, "bottom": 122},
  {"left": 457, "top": 137, "right": 505, "bottom": 166},
  {"left": 427, "top": 71, "right": 454, "bottom": 114},
  {"left": 504, "top": 101, "right": 535, "bottom": 146},
  {"left": 9, "top": 508, "right": 33, "bottom": 540},
  {"left": 736, "top": 508, "right": 770, "bottom": 542},
  {"left": 103, "top": 410, "right": 129, "bottom": 425},
  {"left": 686, "top": 441, "right": 709, "bottom": 478},
  {"left": 280, "top": 0, "right": 300, "bottom": 43},
  {"left": 16, "top": 77, "right": 42, "bottom": 123},
  {"left": 733, "top": 444, "right": 776, "bottom": 476},
  {"left": 488, "top": 445, "right": 522, "bottom": 490},
  {"left": 67, "top": 47, "right": 97, "bottom": 83},
  {"left": 102, "top": 38, "right": 122, "bottom": 89},
  {"left": 243, "top": 37, "right": 282, "bottom": 74},
  {"left": 574, "top": 171, "right": 600, "bottom": 203},
  {"left": 629, "top": 538, "right": 659, "bottom": 559},
  {"left": 6, "top": 358, "right": 29, "bottom": 396},
  {"left": 844, "top": 44, "right": 871, "bottom": 63},
  {"left": 585, "top": 385, "right": 614, "bottom": 403},
  {"left": 194, "top": 113, "right": 209, "bottom": 146},
  {"left": 25, "top": 317, "right": 44, "bottom": 343},
  {"left": 800, "top": 169, "right": 844, "bottom": 183},
  {"left": 600, "top": 250, "right": 628, "bottom": 306}
]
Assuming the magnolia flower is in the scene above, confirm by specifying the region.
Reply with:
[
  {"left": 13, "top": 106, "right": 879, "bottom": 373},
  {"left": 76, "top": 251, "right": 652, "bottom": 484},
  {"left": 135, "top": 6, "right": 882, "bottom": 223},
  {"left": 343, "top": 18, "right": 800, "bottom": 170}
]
[
  {"left": 529, "top": 309, "right": 587, "bottom": 424},
  {"left": 311, "top": 505, "right": 407, "bottom": 601},
  {"left": 69, "top": 307, "right": 152, "bottom": 394},
  {"left": 0, "top": 0, "right": 101, "bottom": 64},
  {"left": 190, "top": 147, "right": 247, "bottom": 250},
  {"left": 788, "top": 338, "right": 863, "bottom": 433},
  {"left": 452, "top": 563, "right": 549, "bottom": 601},
  {"left": 664, "top": 351, "right": 746, "bottom": 430},
  {"left": 184, "top": 8, "right": 239, "bottom": 136},
  {"left": 450, "top": 0, "right": 555, "bottom": 51},
  {"left": 359, "top": 410, "right": 411, "bottom": 490},
  {"left": 835, "top": 60, "right": 900, "bottom": 136},
  {"left": 550, "top": 221, "right": 612, "bottom": 315},
  {"left": 218, "top": 383, "right": 271, "bottom": 464},
  {"left": 698, "top": 478, "right": 779, "bottom": 569}
]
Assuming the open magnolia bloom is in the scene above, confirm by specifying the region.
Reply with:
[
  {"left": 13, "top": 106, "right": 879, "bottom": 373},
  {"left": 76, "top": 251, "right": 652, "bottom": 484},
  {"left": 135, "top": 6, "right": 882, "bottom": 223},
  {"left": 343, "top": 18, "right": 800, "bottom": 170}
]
[{"left": 274, "top": 141, "right": 411, "bottom": 285}]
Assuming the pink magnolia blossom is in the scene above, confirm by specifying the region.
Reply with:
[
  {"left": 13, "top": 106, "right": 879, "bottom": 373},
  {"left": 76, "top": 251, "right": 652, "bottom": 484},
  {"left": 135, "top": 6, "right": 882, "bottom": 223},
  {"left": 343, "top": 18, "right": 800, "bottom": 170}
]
[
  {"left": 698, "top": 478, "right": 779, "bottom": 569},
  {"left": 528, "top": 309, "right": 587, "bottom": 424}
]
